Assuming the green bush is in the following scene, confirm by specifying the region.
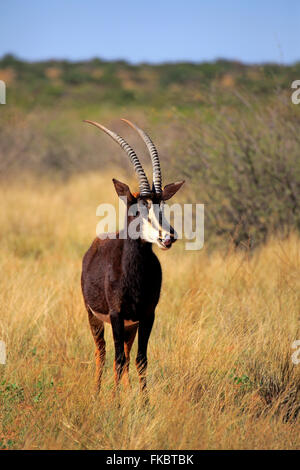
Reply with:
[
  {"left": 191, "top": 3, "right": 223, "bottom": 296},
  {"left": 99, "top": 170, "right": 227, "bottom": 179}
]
[{"left": 175, "top": 94, "right": 300, "bottom": 247}]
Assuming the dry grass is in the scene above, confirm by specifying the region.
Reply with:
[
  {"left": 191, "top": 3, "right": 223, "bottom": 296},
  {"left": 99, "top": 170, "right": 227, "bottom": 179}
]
[{"left": 0, "top": 172, "right": 299, "bottom": 450}]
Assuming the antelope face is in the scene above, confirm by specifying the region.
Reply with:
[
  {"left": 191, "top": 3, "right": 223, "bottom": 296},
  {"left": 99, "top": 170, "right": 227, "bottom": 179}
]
[
  {"left": 112, "top": 179, "right": 184, "bottom": 249},
  {"left": 113, "top": 180, "right": 184, "bottom": 249},
  {"left": 137, "top": 198, "right": 176, "bottom": 250},
  {"left": 133, "top": 179, "right": 185, "bottom": 249}
]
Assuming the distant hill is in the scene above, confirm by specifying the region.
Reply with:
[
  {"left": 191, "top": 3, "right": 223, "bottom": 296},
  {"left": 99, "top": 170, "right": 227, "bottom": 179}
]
[{"left": 1, "top": 54, "right": 299, "bottom": 108}]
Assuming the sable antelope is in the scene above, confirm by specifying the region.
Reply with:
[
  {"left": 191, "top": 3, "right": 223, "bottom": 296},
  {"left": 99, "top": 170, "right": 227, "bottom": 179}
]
[{"left": 81, "top": 119, "right": 184, "bottom": 398}]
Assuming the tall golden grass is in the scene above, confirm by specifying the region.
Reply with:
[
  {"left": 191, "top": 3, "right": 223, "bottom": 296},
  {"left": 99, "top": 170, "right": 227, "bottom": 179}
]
[{"left": 0, "top": 172, "right": 299, "bottom": 449}]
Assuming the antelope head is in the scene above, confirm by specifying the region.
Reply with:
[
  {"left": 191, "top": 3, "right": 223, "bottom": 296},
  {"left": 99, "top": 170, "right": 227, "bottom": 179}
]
[{"left": 84, "top": 119, "right": 184, "bottom": 250}]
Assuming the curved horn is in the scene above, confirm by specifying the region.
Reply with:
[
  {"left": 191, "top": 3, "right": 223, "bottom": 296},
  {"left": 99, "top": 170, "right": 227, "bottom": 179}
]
[
  {"left": 83, "top": 120, "right": 151, "bottom": 196},
  {"left": 121, "top": 119, "right": 162, "bottom": 195}
]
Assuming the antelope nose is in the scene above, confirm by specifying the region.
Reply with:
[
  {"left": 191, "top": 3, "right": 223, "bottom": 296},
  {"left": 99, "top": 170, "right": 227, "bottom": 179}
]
[{"left": 164, "top": 237, "right": 172, "bottom": 247}]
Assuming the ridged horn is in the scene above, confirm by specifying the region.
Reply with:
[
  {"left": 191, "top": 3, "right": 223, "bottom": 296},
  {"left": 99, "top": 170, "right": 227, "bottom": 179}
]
[
  {"left": 121, "top": 119, "right": 162, "bottom": 195},
  {"left": 83, "top": 120, "right": 151, "bottom": 196}
]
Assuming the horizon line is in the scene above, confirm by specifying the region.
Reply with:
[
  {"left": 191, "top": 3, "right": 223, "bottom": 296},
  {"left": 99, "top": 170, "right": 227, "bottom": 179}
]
[{"left": 1, "top": 52, "right": 299, "bottom": 67}]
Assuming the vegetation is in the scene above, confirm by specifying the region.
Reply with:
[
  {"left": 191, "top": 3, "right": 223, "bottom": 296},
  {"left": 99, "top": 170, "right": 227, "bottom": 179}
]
[
  {"left": 174, "top": 93, "right": 300, "bottom": 247},
  {"left": 1, "top": 55, "right": 300, "bottom": 246},
  {"left": 0, "top": 174, "right": 299, "bottom": 449},
  {"left": 0, "top": 56, "right": 299, "bottom": 449},
  {"left": 1, "top": 53, "right": 300, "bottom": 108}
]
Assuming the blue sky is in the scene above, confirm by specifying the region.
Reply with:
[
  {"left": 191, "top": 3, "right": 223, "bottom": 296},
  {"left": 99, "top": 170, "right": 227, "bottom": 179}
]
[{"left": 1, "top": 0, "right": 299, "bottom": 64}]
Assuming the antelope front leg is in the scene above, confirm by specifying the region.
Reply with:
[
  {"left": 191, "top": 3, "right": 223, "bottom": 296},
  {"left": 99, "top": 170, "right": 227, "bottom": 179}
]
[
  {"left": 88, "top": 310, "right": 106, "bottom": 395},
  {"left": 123, "top": 324, "right": 138, "bottom": 389},
  {"left": 110, "top": 310, "right": 126, "bottom": 390},
  {"left": 136, "top": 312, "right": 154, "bottom": 402}
]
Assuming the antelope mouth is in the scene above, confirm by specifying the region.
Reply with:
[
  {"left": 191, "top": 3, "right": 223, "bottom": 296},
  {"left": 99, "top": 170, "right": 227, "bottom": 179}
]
[{"left": 157, "top": 238, "right": 173, "bottom": 250}]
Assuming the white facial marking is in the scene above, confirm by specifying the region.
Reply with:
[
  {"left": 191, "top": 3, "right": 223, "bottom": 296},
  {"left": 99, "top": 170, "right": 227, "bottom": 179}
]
[{"left": 138, "top": 199, "right": 175, "bottom": 248}]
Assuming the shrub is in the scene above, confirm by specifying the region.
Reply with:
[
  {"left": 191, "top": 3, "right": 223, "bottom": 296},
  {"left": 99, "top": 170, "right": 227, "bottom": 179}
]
[{"left": 175, "top": 93, "right": 300, "bottom": 247}]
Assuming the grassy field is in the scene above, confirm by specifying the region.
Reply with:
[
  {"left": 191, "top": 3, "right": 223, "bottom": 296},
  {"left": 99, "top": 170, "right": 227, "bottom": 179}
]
[{"left": 0, "top": 172, "right": 299, "bottom": 449}]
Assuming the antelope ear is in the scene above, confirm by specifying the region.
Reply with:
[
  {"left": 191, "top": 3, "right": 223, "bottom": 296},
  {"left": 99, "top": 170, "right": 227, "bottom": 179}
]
[
  {"left": 112, "top": 179, "right": 135, "bottom": 202},
  {"left": 162, "top": 180, "right": 185, "bottom": 201}
]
